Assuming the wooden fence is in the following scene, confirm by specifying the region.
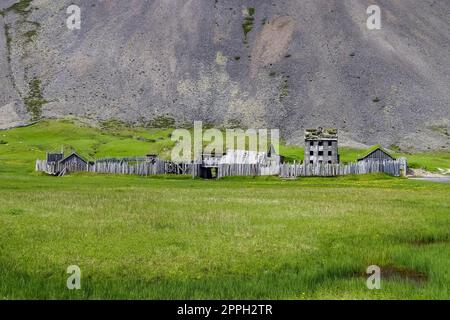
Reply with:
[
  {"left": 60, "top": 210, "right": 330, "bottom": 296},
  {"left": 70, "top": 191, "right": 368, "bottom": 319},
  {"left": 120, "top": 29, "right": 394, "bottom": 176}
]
[
  {"left": 36, "top": 159, "right": 197, "bottom": 177},
  {"left": 217, "top": 164, "right": 280, "bottom": 178},
  {"left": 279, "top": 159, "right": 407, "bottom": 178},
  {"left": 36, "top": 158, "right": 407, "bottom": 178},
  {"left": 217, "top": 159, "right": 406, "bottom": 178}
]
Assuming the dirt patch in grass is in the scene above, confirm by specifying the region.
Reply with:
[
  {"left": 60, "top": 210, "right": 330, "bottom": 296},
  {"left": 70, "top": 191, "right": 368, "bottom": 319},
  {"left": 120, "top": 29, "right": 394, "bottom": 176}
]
[
  {"left": 381, "top": 265, "right": 427, "bottom": 283},
  {"left": 3, "top": 208, "right": 25, "bottom": 215},
  {"left": 395, "top": 233, "right": 450, "bottom": 246},
  {"left": 409, "top": 236, "right": 450, "bottom": 246},
  {"left": 353, "top": 265, "right": 427, "bottom": 284},
  {"left": 409, "top": 168, "right": 448, "bottom": 177}
]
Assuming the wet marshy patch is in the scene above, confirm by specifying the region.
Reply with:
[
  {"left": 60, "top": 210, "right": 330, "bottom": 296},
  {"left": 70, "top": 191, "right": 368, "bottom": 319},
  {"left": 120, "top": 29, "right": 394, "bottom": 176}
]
[
  {"left": 400, "top": 234, "right": 450, "bottom": 246},
  {"left": 380, "top": 265, "right": 427, "bottom": 284},
  {"left": 2, "top": 208, "right": 25, "bottom": 215},
  {"left": 151, "top": 221, "right": 175, "bottom": 230},
  {"left": 410, "top": 238, "right": 450, "bottom": 246},
  {"left": 353, "top": 265, "right": 428, "bottom": 285},
  {"left": 409, "top": 236, "right": 450, "bottom": 246}
]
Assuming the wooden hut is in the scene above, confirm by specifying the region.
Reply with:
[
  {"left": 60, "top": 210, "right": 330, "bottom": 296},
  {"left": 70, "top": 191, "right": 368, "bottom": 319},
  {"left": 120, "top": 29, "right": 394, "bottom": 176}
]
[
  {"left": 357, "top": 146, "right": 395, "bottom": 162},
  {"left": 145, "top": 154, "right": 158, "bottom": 162},
  {"left": 59, "top": 152, "right": 87, "bottom": 166},
  {"left": 46, "top": 152, "right": 64, "bottom": 163}
]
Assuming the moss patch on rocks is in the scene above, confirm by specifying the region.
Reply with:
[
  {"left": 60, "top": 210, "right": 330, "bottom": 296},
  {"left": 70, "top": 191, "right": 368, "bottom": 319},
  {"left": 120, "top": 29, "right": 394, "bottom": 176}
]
[{"left": 24, "top": 78, "right": 48, "bottom": 120}]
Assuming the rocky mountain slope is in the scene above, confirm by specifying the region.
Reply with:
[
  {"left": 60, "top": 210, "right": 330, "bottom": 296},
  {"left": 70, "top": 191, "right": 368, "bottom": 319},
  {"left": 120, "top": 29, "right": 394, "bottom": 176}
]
[{"left": 0, "top": 0, "right": 449, "bottom": 150}]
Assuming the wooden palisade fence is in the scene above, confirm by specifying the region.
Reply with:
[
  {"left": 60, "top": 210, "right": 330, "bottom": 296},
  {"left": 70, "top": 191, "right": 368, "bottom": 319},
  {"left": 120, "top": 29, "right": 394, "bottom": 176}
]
[
  {"left": 36, "top": 159, "right": 197, "bottom": 177},
  {"left": 36, "top": 158, "right": 407, "bottom": 178},
  {"left": 278, "top": 158, "right": 407, "bottom": 178}
]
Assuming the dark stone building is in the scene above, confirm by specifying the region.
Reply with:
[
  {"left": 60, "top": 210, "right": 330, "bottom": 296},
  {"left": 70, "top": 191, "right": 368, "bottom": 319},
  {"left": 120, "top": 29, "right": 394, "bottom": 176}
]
[{"left": 304, "top": 128, "right": 339, "bottom": 164}]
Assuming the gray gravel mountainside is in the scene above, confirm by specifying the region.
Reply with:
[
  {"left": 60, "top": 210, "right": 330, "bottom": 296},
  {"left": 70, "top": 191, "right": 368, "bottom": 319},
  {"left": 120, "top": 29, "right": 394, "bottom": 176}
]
[{"left": 0, "top": 0, "right": 449, "bottom": 150}]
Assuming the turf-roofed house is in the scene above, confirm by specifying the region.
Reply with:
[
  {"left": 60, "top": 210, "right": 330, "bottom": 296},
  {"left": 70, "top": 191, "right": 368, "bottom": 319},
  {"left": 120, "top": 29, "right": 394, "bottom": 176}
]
[{"left": 42, "top": 151, "right": 88, "bottom": 176}]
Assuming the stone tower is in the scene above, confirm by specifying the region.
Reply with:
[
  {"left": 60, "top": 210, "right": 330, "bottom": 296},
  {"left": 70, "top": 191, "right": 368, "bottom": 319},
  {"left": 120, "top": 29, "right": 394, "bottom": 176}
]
[{"left": 304, "top": 128, "right": 339, "bottom": 164}]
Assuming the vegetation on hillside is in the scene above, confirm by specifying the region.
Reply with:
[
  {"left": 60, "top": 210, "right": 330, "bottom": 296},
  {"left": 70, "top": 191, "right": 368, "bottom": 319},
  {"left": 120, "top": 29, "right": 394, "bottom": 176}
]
[
  {"left": 0, "top": 119, "right": 174, "bottom": 173},
  {"left": 242, "top": 7, "right": 255, "bottom": 43},
  {"left": 23, "top": 78, "right": 48, "bottom": 120}
]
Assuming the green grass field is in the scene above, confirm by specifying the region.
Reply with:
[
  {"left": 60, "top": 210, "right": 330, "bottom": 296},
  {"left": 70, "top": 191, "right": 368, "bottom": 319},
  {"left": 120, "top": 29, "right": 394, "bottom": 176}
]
[{"left": 0, "top": 119, "right": 449, "bottom": 299}]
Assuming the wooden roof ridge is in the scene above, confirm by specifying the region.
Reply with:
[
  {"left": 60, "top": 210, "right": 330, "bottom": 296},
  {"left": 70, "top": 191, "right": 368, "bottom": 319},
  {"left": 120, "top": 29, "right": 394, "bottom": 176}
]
[
  {"left": 59, "top": 152, "right": 87, "bottom": 163},
  {"left": 357, "top": 145, "right": 395, "bottom": 161}
]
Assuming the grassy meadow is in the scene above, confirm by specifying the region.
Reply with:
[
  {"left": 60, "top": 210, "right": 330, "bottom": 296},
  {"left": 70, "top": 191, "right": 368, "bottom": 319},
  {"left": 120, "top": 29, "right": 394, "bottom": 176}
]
[{"left": 0, "top": 119, "right": 449, "bottom": 299}]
